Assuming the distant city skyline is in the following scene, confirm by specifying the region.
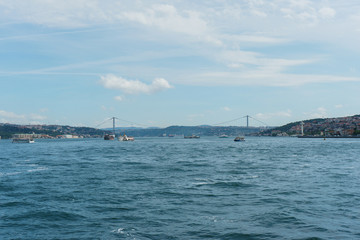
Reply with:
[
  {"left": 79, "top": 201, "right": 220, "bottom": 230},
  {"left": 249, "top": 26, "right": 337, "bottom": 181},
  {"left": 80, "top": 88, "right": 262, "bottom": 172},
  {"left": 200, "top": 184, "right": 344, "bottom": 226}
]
[{"left": 1, "top": 1, "right": 360, "bottom": 128}]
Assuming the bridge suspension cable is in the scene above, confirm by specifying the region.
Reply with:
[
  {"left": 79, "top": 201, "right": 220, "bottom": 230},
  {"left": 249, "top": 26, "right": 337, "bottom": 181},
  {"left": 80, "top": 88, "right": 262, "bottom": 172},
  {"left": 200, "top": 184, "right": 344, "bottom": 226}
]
[
  {"left": 94, "top": 117, "right": 114, "bottom": 129},
  {"left": 248, "top": 116, "right": 269, "bottom": 127},
  {"left": 211, "top": 116, "right": 247, "bottom": 126},
  {"left": 113, "top": 117, "right": 152, "bottom": 128},
  {"left": 94, "top": 117, "right": 152, "bottom": 129},
  {"left": 94, "top": 115, "right": 270, "bottom": 129},
  {"left": 211, "top": 115, "right": 269, "bottom": 127}
]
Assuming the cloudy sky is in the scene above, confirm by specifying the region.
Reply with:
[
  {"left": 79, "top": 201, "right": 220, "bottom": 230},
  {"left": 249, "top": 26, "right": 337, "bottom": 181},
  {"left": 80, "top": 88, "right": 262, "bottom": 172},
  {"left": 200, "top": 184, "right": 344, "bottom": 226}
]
[{"left": 1, "top": 0, "right": 360, "bottom": 128}]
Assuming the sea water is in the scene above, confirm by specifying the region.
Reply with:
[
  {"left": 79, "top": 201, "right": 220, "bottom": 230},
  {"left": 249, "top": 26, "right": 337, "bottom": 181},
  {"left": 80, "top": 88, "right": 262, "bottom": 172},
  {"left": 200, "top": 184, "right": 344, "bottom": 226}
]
[{"left": 1, "top": 137, "right": 359, "bottom": 239}]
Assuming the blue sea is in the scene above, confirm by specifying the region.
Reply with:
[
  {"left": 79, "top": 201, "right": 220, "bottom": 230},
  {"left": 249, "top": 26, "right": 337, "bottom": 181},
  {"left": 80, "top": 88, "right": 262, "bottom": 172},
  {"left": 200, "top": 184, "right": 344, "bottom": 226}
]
[{"left": 1, "top": 137, "right": 360, "bottom": 239}]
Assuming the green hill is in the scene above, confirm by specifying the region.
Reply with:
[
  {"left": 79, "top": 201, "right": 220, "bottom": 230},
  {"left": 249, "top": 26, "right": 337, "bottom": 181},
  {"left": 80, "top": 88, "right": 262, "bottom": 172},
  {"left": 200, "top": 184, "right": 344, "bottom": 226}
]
[
  {"left": 259, "top": 115, "right": 360, "bottom": 136},
  {"left": 0, "top": 123, "right": 108, "bottom": 139}
]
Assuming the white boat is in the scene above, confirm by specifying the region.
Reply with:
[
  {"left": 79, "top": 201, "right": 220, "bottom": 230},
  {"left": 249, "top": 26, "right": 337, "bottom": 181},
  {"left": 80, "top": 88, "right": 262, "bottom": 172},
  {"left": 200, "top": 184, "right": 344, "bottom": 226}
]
[
  {"left": 234, "top": 136, "right": 245, "bottom": 142},
  {"left": 219, "top": 134, "right": 229, "bottom": 138},
  {"left": 118, "top": 134, "right": 134, "bottom": 141},
  {"left": 12, "top": 138, "right": 35, "bottom": 143}
]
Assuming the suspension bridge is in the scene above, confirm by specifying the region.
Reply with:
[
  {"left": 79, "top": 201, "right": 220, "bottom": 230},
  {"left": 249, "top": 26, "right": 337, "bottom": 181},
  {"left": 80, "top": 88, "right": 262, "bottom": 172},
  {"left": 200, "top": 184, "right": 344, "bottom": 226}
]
[
  {"left": 211, "top": 115, "right": 269, "bottom": 128},
  {"left": 95, "top": 115, "right": 269, "bottom": 134}
]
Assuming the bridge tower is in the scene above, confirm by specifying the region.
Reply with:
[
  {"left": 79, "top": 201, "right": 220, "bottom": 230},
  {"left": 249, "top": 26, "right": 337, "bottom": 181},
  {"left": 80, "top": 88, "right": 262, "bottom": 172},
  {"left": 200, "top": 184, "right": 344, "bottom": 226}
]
[{"left": 112, "top": 117, "right": 116, "bottom": 136}]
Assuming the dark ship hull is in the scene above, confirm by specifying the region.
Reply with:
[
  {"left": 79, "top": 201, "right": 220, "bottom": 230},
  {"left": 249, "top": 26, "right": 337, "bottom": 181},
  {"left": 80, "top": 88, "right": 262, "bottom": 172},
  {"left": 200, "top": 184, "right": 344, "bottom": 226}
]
[{"left": 104, "top": 134, "right": 115, "bottom": 140}]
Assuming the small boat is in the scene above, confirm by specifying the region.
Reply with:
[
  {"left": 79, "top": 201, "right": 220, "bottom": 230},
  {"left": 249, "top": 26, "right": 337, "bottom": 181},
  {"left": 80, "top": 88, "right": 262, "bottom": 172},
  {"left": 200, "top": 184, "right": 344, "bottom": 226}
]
[
  {"left": 118, "top": 134, "right": 134, "bottom": 141},
  {"left": 184, "top": 135, "right": 200, "bottom": 139},
  {"left": 219, "top": 134, "right": 229, "bottom": 138},
  {"left": 104, "top": 134, "right": 115, "bottom": 140},
  {"left": 234, "top": 136, "right": 245, "bottom": 142},
  {"left": 12, "top": 138, "right": 35, "bottom": 143}
]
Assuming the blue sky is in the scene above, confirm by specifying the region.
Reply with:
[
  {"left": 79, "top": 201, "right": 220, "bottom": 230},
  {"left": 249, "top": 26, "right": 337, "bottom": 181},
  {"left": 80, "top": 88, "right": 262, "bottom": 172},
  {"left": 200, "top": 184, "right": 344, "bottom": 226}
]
[{"left": 1, "top": 0, "right": 360, "bottom": 128}]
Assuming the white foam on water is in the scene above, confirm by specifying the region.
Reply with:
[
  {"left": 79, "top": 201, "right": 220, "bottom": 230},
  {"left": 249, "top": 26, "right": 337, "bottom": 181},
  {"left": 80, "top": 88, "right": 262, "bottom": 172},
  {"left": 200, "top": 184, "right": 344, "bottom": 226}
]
[
  {"left": 0, "top": 171, "right": 23, "bottom": 177},
  {"left": 111, "top": 228, "right": 125, "bottom": 234},
  {"left": 194, "top": 182, "right": 210, "bottom": 185},
  {"left": 27, "top": 167, "right": 48, "bottom": 173},
  {"left": 193, "top": 178, "right": 213, "bottom": 186}
]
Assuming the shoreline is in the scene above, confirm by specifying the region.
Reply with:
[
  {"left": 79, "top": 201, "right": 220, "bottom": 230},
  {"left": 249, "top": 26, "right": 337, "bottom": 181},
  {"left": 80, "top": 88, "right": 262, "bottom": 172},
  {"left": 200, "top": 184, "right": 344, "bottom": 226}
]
[{"left": 298, "top": 135, "right": 360, "bottom": 138}]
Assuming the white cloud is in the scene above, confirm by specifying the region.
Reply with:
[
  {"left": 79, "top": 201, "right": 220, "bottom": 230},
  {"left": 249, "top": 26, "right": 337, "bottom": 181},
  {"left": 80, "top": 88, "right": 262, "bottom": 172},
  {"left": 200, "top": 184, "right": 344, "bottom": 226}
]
[
  {"left": 39, "top": 108, "right": 48, "bottom": 113},
  {"left": 100, "top": 74, "right": 173, "bottom": 94},
  {"left": 319, "top": 7, "right": 336, "bottom": 19},
  {"left": 334, "top": 104, "right": 343, "bottom": 109},
  {"left": 0, "top": 110, "right": 25, "bottom": 119},
  {"left": 185, "top": 71, "right": 360, "bottom": 87},
  {"left": 29, "top": 113, "right": 47, "bottom": 120},
  {"left": 218, "top": 50, "right": 263, "bottom": 66},
  {"left": 121, "top": 4, "right": 222, "bottom": 45},
  {"left": 304, "top": 107, "right": 327, "bottom": 119},
  {"left": 0, "top": 2, "right": 221, "bottom": 45},
  {"left": 223, "top": 107, "right": 231, "bottom": 111},
  {"left": 1, "top": 0, "right": 360, "bottom": 89},
  {"left": 0, "top": 110, "right": 46, "bottom": 124},
  {"left": 221, "top": 34, "right": 289, "bottom": 44},
  {"left": 0, "top": 1, "right": 102, "bottom": 28},
  {"left": 114, "top": 96, "right": 123, "bottom": 101},
  {"left": 214, "top": 49, "right": 317, "bottom": 80},
  {"left": 122, "top": 5, "right": 203, "bottom": 35},
  {"left": 227, "top": 63, "right": 245, "bottom": 69}
]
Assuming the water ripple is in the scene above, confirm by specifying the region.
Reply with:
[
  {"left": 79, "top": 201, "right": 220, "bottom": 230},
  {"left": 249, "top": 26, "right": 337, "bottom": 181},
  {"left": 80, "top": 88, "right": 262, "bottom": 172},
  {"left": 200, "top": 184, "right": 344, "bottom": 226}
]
[{"left": 1, "top": 137, "right": 359, "bottom": 239}]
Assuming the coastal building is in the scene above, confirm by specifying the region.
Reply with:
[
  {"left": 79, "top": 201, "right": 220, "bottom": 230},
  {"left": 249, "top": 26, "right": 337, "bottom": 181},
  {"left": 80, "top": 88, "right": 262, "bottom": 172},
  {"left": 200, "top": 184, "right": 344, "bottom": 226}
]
[
  {"left": 58, "top": 134, "right": 81, "bottom": 139},
  {"left": 62, "top": 135, "right": 74, "bottom": 139}
]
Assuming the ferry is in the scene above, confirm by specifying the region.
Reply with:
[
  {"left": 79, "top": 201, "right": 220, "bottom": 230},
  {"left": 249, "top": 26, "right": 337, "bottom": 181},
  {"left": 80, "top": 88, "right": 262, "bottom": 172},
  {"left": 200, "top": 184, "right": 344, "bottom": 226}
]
[
  {"left": 104, "top": 134, "right": 115, "bottom": 140},
  {"left": 12, "top": 138, "right": 35, "bottom": 143},
  {"left": 184, "top": 135, "right": 200, "bottom": 139}
]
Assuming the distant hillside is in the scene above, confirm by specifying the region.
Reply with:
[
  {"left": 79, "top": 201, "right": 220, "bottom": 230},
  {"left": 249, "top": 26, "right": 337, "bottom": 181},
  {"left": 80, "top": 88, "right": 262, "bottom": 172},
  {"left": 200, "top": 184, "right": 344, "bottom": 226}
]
[
  {"left": 259, "top": 115, "right": 360, "bottom": 136},
  {"left": 0, "top": 123, "right": 270, "bottom": 139},
  {"left": 0, "top": 123, "right": 108, "bottom": 139}
]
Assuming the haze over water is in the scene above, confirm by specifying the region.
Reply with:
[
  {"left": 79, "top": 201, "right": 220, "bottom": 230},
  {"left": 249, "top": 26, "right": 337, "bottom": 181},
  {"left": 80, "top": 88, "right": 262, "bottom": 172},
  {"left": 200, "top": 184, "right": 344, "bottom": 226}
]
[{"left": 1, "top": 137, "right": 359, "bottom": 239}]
